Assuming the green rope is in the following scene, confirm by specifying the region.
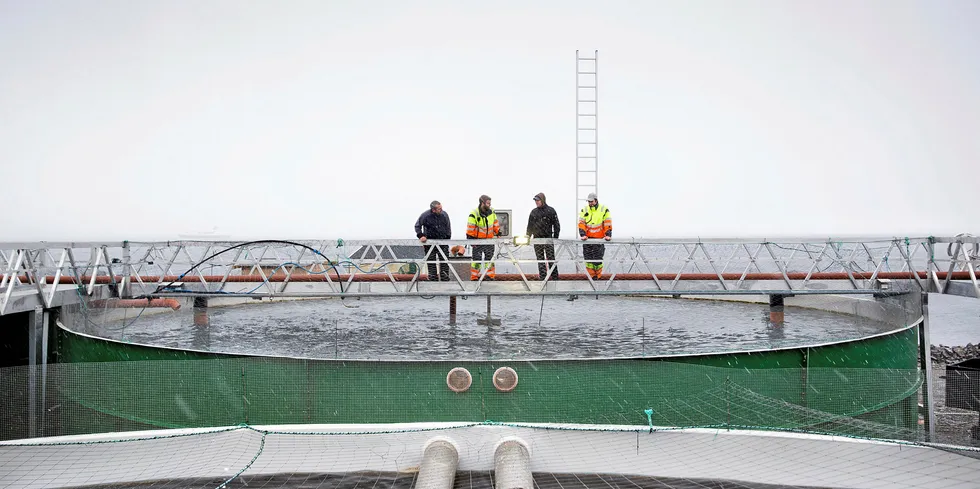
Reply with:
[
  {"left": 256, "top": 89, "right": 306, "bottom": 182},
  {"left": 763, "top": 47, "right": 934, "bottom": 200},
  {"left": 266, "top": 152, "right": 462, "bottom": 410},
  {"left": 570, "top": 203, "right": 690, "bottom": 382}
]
[
  {"left": 4, "top": 425, "right": 246, "bottom": 447},
  {"left": 259, "top": 422, "right": 483, "bottom": 437},
  {"left": 217, "top": 430, "right": 266, "bottom": 489},
  {"left": 11, "top": 420, "right": 976, "bottom": 459}
]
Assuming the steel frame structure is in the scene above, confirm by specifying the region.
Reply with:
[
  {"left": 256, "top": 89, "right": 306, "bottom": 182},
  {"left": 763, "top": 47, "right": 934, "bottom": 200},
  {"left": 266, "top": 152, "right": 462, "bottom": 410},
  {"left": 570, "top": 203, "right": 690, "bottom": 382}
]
[
  {"left": 1, "top": 236, "right": 979, "bottom": 314},
  {"left": 3, "top": 235, "right": 976, "bottom": 442}
]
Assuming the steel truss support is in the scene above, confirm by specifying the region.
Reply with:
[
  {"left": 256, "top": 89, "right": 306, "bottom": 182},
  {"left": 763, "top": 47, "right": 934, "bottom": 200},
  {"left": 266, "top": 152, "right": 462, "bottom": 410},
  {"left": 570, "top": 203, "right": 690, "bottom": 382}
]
[{"left": 0, "top": 237, "right": 978, "bottom": 309}]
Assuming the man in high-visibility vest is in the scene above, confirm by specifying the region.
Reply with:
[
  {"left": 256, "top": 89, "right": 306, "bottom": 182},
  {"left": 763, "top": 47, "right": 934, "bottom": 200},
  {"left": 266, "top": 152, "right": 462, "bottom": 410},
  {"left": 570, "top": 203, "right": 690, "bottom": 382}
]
[
  {"left": 466, "top": 194, "right": 501, "bottom": 280},
  {"left": 578, "top": 192, "right": 612, "bottom": 279}
]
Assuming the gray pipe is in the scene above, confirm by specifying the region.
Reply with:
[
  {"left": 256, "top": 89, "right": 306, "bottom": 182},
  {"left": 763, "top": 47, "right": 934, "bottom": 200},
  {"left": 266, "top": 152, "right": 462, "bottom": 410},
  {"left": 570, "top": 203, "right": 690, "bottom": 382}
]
[
  {"left": 494, "top": 438, "right": 533, "bottom": 489},
  {"left": 415, "top": 438, "right": 459, "bottom": 489}
]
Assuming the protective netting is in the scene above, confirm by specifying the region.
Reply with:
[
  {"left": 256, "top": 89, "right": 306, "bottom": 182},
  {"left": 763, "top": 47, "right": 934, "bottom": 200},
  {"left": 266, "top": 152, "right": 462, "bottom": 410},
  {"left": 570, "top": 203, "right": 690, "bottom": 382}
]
[
  {"left": 0, "top": 358, "right": 926, "bottom": 440},
  {"left": 2, "top": 423, "right": 979, "bottom": 489},
  {"left": 4, "top": 288, "right": 979, "bottom": 486},
  {"left": 4, "top": 293, "right": 946, "bottom": 439},
  {"left": 930, "top": 361, "right": 980, "bottom": 448}
]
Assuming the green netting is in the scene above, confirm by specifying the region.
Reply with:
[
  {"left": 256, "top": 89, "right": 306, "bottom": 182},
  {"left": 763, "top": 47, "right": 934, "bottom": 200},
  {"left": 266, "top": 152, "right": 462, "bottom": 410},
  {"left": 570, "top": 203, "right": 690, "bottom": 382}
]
[
  {"left": 2, "top": 356, "right": 923, "bottom": 442},
  {"left": 5, "top": 290, "right": 977, "bottom": 488},
  {"left": 2, "top": 291, "right": 934, "bottom": 445}
]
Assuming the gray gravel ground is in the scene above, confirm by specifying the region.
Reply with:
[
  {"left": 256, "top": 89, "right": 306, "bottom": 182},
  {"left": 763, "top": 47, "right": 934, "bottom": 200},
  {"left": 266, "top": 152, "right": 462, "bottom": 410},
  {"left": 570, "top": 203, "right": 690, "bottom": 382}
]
[{"left": 929, "top": 363, "right": 980, "bottom": 449}]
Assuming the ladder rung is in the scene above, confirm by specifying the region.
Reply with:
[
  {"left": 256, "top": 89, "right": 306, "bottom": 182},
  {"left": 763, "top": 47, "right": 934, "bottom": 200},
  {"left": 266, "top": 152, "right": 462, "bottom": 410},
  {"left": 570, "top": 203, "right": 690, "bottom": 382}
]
[
  {"left": 578, "top": 86, "right": 597, "bottom": 89},
  {"left": 578, "top": 128, "right": 596, "bottom": 131},
  {"left": 577, "top": 113, "right": 596, "bottom": 116},
  {"left": 577, "top": 71, "right": 596, "bottom": 75},
  {"left": 578, "top": 57, "right": 597, "bottom": 61},
  {"left": 577, "top": 99, "right": 596, "bottom": 102}
]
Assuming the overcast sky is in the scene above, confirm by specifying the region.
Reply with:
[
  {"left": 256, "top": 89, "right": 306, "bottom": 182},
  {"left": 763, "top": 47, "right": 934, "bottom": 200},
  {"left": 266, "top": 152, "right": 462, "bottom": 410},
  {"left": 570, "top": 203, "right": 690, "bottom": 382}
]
[{"left": 1, "top": 1, "right": 977, "bottom": 242}]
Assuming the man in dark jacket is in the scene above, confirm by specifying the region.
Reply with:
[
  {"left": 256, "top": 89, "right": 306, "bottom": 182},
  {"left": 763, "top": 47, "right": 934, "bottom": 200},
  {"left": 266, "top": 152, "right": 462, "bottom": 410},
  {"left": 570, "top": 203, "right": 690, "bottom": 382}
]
[
  {"left": 526, "top": 192, "right": 561, "bottom": 280},
  {"left": 414, "top": 200, "right": 452, "bottom": 281}
]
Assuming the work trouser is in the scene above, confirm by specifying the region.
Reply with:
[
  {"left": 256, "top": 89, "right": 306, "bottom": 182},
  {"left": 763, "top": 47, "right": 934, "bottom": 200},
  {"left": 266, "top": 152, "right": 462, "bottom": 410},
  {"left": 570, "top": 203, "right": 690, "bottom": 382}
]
[
  {"left": 471, "top": 243, "right": 496, "bottom": 280},
  {"left": 533, "top": 244, "right": 559, "bottom": 280},
  {"left": 423, "top": 244, "right": 450, "bottom": 281},
  {"left": 583, "top": 243, "right": 605, "bottom": 279}
]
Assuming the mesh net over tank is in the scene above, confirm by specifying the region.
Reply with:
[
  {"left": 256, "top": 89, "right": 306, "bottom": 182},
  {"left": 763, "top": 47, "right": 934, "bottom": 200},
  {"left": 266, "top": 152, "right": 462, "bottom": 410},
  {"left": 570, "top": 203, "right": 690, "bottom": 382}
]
[
  {"left": 1, "top": 423, "right": 979, "bottom": 489},
  {"left": 2, "top": 291, "right": 978, "bottom": 487}
]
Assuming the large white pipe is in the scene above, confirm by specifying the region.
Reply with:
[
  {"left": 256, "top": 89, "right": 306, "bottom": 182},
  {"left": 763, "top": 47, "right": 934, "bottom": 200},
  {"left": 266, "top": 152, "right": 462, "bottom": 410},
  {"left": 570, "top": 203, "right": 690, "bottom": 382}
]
[
  {"left": 494, "top": 437, "right": 533, "bottom": 489},
  {"left": 415, "top": 437, "right": 459, "bottom": 489}
]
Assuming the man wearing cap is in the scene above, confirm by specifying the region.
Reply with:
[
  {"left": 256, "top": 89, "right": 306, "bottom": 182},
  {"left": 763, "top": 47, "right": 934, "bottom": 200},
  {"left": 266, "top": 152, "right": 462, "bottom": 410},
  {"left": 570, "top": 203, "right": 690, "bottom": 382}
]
[
  {"left": 526, "top": 192, "right": 561, "bottom": 280},
  {"left": 414, "top": 200, "right": 452, "bottom": 281},
  {"left": 466, "top": 194, "right": 501, "bottom": 280},
  {"left": 578, "top": 192, "right": 612, "bottom": 279}
]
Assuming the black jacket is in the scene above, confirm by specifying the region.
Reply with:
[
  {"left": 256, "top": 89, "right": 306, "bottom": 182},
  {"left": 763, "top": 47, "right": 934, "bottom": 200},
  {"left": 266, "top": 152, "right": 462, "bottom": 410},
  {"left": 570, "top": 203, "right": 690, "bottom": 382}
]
[
  {"left": 414, "top": 209, "right": 452, "bottom": 240},
  {"left": 526, "top": 205, "right": 560, "bottom": 239}
]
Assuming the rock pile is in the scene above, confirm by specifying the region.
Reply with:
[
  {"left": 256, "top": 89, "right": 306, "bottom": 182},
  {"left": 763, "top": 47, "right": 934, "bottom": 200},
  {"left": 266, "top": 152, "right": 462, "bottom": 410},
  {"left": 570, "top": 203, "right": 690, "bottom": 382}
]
[{"left": 931, "top": 343, "right": 980, "bottom": 364}]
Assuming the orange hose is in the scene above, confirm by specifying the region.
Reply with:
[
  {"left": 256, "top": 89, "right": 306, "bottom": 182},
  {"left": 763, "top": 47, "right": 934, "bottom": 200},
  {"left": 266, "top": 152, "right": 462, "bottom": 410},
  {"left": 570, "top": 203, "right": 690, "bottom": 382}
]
[
  {"left": 89, "top": 298, "right": 181, "bottom": 310},
  {"left": 18, "top": 271, "right": 980, "bottom": 283},
  {"left": 2, "top": 270, "right": 976, "bottom": 284}
]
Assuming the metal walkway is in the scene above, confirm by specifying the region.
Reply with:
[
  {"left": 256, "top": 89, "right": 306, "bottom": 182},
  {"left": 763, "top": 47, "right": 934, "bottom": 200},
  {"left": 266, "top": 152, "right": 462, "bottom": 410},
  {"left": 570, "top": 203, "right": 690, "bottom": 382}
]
[{"left": 2, "top": 236, "right": 978, "bottom": 315}]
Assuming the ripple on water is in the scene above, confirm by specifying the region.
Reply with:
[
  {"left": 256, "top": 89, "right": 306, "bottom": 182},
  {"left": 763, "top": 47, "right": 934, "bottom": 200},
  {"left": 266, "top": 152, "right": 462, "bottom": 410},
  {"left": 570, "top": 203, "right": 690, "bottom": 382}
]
[{"left": 84, "top": 296, "right": 904, "bottom": 360}]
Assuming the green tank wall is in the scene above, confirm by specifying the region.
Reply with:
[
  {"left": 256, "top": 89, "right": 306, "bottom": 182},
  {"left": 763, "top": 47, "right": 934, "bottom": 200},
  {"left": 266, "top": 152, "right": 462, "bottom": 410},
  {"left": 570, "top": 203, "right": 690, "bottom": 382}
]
[{"left": 50, "top": 323, "right": 922, "bottom": 440}]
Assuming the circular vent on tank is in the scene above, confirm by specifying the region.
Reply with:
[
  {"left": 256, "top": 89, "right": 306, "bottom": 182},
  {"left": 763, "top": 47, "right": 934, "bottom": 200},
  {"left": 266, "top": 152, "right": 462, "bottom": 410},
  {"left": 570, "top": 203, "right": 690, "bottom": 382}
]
[
  {"left": 446, "top": 367, "right": 472, "bottom": 393},
  {"left": 493, "top": 366, "right": 519, "bottom": 392}
]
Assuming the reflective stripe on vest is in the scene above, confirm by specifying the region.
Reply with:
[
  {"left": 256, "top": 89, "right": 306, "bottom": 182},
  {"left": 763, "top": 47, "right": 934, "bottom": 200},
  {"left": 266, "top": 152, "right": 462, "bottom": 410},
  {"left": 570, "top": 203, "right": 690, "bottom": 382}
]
[
  {"left": 467, "top": 208, "right": 499, "bottom": 239},
  {"left": 578, "top": 204, "right": 611, "bottom": 239}
]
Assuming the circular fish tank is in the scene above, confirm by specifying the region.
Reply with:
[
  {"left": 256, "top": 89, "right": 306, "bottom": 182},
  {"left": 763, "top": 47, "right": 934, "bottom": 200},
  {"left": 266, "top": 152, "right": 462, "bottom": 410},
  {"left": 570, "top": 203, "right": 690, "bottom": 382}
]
[
  {"left": 5, "top": 291, "right": 967, "bottom": 489},
  {"left": 48, "top": 293, "right": 924, "bottom": 443}
]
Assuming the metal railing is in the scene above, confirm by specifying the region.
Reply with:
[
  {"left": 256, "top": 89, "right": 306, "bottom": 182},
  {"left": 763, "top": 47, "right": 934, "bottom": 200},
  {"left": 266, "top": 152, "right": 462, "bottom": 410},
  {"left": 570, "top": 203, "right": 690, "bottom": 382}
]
[{"left": 1, "top": 236, "right": 978, "bottom": 314}]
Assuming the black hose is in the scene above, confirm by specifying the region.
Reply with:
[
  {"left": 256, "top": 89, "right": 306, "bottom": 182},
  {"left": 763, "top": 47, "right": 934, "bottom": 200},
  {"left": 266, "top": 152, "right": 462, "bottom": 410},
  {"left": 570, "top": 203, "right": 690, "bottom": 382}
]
[{"left": 145, "top": 240, "right": 339, "bottom": 297}]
